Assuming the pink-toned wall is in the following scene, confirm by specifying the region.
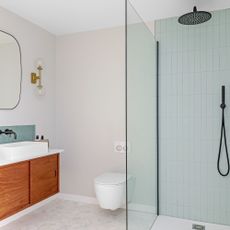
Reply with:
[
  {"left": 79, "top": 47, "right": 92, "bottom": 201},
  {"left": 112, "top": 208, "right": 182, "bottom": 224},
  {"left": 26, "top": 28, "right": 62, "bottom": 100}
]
[
  {"left": 0, "top": 6, "right": 126, "bottom": 198},
  {"left": 56, "top": 27, "right": 126, "bottom": 196},
  {"left": 0, "top": 7, "right": 56, "bottom": 146}
]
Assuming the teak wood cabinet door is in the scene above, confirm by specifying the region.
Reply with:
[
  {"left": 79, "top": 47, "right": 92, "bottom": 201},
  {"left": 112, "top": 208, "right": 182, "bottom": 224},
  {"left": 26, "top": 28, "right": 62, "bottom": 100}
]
[
  {"left": 30, "top": 154, "right": 59, "bottom": 204},
  {"left": 0, "top": 161, "right": 30, "bottom": 219}
]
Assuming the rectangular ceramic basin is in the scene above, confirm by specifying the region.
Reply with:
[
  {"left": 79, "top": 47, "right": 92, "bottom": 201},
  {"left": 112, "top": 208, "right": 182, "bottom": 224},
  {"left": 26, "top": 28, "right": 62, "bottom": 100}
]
[{"left": 0, "top": 141, "right": 48, "bottom": 160}]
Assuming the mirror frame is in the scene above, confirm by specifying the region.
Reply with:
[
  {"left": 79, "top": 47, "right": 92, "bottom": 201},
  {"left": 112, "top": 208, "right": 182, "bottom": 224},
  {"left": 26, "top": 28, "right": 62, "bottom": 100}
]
[{"left": 0, "top": 30, "right": 22, "bottom": 110}]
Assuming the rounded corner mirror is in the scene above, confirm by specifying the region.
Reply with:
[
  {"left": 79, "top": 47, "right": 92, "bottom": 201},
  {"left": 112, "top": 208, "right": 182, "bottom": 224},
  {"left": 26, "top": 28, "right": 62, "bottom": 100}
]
[{"left": 0, "top": 30, "right": 22, "bottom": 110}]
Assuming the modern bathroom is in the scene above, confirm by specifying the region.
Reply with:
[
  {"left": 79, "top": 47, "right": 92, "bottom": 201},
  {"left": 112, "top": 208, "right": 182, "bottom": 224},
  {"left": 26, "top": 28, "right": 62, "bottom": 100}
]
[{"left": 0, "top": 0, "right": 229, "bottom": 230}]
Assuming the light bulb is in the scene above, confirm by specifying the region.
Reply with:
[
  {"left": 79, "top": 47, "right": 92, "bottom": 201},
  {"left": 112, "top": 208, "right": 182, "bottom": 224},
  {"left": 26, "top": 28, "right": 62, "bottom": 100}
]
[
  {"left": 36, "top": 85, "right": 46, "bottom": 96},
  {"left": 34, "top": 58, "right": 44, "bottom": 69}
]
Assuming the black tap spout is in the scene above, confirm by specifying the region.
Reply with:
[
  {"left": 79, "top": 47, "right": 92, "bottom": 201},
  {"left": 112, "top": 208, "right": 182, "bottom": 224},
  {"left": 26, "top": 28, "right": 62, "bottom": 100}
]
[{"left": 0, "top": 129, "right": 17, "bottom": 139}]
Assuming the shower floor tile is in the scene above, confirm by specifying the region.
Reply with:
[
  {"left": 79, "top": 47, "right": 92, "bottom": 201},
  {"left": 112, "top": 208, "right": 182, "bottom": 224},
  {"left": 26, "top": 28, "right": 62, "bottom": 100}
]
[
  {"left": 152, "top": 216, "right": 230, "bottom": 230},
  {"left": 128, "top": 211, "right": 156, "bottom": 230}
]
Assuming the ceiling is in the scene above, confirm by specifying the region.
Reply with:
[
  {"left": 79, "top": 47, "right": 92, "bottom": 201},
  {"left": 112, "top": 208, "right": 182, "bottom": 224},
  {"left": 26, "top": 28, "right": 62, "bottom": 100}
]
[
  {"left": 0, "top": 0, "right": 125, "bottom": 35},
  {"left": 0, "top": 0, "right": 229, "bottom": 35}
]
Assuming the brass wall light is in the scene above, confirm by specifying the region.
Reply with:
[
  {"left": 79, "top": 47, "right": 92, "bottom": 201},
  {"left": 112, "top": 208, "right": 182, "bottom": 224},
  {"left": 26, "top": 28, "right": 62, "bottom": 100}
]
[{"left": 31, "top": 62, "right": 45, "bottom": 96}]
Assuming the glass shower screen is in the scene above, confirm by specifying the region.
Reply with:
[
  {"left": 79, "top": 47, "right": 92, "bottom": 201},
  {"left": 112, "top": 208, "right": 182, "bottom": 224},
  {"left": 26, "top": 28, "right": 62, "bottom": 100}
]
[{"left": 126, "top": 1, "right": 158, "bottom": 229}]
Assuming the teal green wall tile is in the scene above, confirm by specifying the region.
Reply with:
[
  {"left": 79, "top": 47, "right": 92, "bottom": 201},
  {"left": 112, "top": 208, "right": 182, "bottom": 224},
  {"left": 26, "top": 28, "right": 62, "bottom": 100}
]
[
  {"left": 0, "top": 125, "right": 35, "bottom": 144},
  {"left": 156, "top": 7, "right": 230, "bottom": 226}
]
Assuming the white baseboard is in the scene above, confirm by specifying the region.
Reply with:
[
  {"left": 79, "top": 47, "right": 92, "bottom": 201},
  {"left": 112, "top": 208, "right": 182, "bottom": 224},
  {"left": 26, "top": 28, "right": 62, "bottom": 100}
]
[
  {"left": 128, "top": 203, "right": 156, "bottom": 214},
  {"left": 58, "top": 194, "right": 156, "bottom": 215},
  {"left": 0, "top": 194, "right": 59, "bottom": 228},
  {"left": 58, "top": 193, "right": 98, "bottom": 205}
]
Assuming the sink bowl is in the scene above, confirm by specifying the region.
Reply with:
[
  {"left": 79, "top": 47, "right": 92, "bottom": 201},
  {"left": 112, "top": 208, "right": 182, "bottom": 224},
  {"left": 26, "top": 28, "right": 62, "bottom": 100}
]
[{"left": 0, "top": 141, "right": 49, "bottom": 160}]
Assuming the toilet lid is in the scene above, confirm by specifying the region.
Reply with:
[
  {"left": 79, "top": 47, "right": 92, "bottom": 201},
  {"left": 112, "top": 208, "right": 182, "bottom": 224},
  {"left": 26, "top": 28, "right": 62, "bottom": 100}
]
[{"left": 95, "top": 173, "right": 131, "bottom": 185}]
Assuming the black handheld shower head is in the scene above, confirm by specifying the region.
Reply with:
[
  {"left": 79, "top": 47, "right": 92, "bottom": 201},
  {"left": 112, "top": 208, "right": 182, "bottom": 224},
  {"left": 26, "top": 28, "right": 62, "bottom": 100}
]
[
  {"left": 222, "top": 85, "right": 225, "bottom": 106},
  {"left": 218, "top": 85, "right": 230, "bottom": 177}
]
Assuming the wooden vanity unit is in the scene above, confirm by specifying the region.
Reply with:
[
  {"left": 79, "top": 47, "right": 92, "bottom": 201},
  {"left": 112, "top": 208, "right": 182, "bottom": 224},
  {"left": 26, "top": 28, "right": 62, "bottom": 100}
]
[{"left": 0, "top": 153, "right": 59, "bottom": 220}]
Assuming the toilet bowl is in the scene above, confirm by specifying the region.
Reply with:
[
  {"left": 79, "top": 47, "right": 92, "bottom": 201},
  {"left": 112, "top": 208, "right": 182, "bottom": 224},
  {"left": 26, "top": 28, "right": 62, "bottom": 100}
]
[{"left": 94, "top": 172, "right": 134, "bottom": 210}]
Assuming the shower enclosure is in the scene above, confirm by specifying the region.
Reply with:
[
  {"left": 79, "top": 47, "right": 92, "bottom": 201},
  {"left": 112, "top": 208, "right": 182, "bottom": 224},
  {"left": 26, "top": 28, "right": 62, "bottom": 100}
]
[
  {"left": 126, "top": 1, "right": 230, "bottom": 229},
  {"left": 126, "top": 1, "right": 158, "bottom": 229}
]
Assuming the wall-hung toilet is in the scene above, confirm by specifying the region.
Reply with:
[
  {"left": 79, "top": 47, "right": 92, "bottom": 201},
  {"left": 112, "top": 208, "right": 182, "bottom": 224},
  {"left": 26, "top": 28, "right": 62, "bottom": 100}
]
[{"left": 94, "top": 172, "right": 134, "bottom": 210}]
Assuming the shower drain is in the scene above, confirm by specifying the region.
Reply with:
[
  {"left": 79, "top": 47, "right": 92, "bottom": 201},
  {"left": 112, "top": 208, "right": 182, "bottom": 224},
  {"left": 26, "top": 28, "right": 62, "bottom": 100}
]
[{"left": 192, "top": 224, "right": 205, "bottom": 230}]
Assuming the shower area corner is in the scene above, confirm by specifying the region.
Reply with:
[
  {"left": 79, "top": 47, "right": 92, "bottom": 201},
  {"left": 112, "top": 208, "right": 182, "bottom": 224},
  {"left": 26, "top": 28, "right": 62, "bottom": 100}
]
[{"left": 126, "top": 1, "right": 230, "bottom": 230}]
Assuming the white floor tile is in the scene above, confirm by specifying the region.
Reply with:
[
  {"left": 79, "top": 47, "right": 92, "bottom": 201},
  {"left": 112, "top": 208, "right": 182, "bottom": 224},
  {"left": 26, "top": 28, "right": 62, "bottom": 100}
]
[{"left": 0, "top": 198, "right": 158, "bottom": 230}]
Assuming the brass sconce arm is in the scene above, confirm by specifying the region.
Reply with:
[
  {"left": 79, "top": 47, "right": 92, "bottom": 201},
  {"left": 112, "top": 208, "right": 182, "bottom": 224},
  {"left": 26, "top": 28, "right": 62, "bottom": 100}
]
[
  {"left": 31, "top": 64, "right": 45, "bottom": 96},
  {"left": 31, "top": 65, "right": 43, "bottom": 88},
  {"left": 31, "top": 72, "right": 40, "bottom": 84}
]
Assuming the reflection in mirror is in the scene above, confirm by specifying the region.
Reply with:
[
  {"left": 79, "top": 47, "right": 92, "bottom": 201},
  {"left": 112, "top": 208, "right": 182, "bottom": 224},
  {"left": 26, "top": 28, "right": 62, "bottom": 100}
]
[{"left": 0, "top": 30, "right": 21, "bottom": 109}]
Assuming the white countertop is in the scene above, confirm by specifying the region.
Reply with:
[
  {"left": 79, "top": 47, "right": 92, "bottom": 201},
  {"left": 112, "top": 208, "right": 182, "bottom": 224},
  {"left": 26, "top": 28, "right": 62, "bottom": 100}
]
[{"left": 0, "top": 149, "right": 64, "bottom": 167}]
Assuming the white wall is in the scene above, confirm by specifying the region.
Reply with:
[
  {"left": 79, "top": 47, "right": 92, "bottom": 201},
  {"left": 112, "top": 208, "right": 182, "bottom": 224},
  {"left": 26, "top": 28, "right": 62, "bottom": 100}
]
[
  {"left": 0, "top": 7, "right": 56, "bottom": 145},
  {"left": 56, "top": 27, "right": 126, "bottom": 197},
  {"left": 0, "top": 6, "right": 125, "bottom": 198}
]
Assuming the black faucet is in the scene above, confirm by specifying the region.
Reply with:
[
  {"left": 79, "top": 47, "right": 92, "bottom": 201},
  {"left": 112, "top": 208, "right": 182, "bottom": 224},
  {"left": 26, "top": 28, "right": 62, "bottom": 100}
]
[{"left": 0, "top": 129, "right": 17, "bottom": 139}]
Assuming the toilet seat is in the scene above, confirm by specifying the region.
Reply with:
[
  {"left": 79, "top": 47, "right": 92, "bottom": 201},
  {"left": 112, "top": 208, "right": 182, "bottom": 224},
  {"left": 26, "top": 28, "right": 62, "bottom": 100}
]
[{"left": 95, "top": 173, "right": 131, "bottom": 185}]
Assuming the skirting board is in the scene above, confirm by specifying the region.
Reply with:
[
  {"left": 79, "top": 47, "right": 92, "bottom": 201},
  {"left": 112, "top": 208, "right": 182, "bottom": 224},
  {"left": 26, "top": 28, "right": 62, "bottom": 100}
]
[
  {"left": 59, "top": 194, "right": 156, "bottom": 214},
  {"left": 59, "top": 193, "right": 98, "bottom": 205}
]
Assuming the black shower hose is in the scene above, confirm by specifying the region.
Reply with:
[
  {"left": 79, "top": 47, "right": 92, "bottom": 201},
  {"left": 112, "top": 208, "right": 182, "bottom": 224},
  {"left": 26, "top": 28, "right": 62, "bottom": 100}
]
[{"left": 217, "top": 104, "right": 230, "bottom": 177}]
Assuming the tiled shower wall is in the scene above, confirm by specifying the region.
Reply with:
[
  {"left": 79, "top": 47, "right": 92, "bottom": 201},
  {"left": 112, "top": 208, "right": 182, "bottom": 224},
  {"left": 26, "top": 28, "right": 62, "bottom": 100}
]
[{"left": 156, "top": 8, "right": 230, "bottom": 225}]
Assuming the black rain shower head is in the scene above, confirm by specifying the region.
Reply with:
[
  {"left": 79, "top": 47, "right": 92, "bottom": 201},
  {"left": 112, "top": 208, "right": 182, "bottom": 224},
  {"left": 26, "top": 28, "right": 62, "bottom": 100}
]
[{"left": 178, "top": 6, "right": 212, "bottom": 25}]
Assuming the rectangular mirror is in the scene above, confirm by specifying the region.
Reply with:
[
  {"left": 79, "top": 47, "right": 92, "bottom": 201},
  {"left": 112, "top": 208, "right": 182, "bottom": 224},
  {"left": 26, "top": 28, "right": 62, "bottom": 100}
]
[{"left": 0, "top": 30, "right": 22, "bottom": 109}]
